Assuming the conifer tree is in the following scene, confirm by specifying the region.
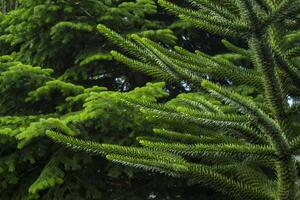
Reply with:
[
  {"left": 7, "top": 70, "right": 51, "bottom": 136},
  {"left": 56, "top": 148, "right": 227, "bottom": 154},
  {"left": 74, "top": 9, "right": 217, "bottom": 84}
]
[
  {"left": 0, "top": 1, "right": 192, "bottom": 199},
  {"left": 0, "top": 29, "right": 225, "bottom": 200},
  {"left": 0, "top": 0, "right": 179, "bottom": 90},
  {"left": 47, "top": 0, "right": 300, "bottom": 199},
  {"left": 0, "top": 54, "right": 174, "bottom": 199}
]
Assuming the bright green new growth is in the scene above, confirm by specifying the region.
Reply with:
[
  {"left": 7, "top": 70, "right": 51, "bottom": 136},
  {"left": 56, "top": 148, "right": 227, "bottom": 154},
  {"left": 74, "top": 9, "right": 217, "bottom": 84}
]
[
  {"left": 0, "top": 56, "right": 168, "bottom": 199},
  {"left": 0, "top": 1, "right": 187, "bottom": 198},
  {"left": 47, "top": 0, "right": 300, "bottom": 200}
]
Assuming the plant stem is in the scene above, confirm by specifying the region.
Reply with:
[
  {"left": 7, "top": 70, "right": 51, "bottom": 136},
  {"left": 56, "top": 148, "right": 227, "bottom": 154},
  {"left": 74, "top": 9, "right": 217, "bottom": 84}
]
[
  {"left": 249, "top": 34, "right": 286, "bottom": 121},
  {"left": 276, "top": 156, "right": 297, "bottom": 200},
  {"left": 249, "top": 32, "right": 296, "bottom": 199}
]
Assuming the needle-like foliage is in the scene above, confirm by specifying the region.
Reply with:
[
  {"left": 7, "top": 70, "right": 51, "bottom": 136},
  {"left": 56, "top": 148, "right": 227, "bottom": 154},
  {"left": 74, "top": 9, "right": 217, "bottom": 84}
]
[
  {"left": 47, "top": 0, "right": 300, "bottom": 199},
  {"left": 0, "top": 1, "right": 188, "bottom": 199}
]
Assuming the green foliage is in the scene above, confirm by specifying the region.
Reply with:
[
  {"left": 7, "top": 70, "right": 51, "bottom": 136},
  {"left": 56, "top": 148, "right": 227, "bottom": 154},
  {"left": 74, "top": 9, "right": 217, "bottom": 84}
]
[
  {"left": 27, "top": 153, "right": 65, "bottom": 198},
  {"left": 0, "top": 0, "right": 18, "bottom": 13},
  {"left": 48, "top": 1, "right": 300, "bottom": 200},
  {"left": 0, "top": 1, "right": 193, "bottom": 199},
  {"left": 0, "top": 56, "right": 53, "bottom": 115},
  {"left": 0, "top": 55, "right": 168, "bottom": 199},
  {"left": 0, "top": 0, "right": 179, "bottom": 90}
]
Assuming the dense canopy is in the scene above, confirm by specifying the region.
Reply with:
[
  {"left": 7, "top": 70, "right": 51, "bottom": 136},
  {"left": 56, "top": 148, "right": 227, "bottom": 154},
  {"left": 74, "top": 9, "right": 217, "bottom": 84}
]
[{"left": 1, "top": 0, "right": 300, "bottom": 200}]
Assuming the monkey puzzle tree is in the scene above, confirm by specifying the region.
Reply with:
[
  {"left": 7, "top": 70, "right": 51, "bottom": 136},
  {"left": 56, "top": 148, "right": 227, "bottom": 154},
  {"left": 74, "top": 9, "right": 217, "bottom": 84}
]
[
  {"left": 47, "top": 0, "right": 300, "bottom": 199},
  {"left": 0, "top": 54, "right": 175, "bottom": 199},
  {"left": 0, "top": 1, "right": 188, "bottom": 199}
]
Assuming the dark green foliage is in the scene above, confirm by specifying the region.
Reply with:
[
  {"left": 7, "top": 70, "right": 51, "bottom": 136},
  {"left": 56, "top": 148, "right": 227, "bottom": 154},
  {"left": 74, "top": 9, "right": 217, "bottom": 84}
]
[
  {"left": 0, "top": 0, "right": 18, "bottom": 13},
  {"left": 0, "top": 56, "right": 53, "bottom": 114},
  {"left": 0, "top": 0, "right": 192, "bottom": 199},
  {"left": 47, "top": 1, "right": 300, "bottom": 200},
  {"left": 0, "top": 54, "right": 171, "bottom": 199},
  {"left": 0, "top": 0, "right": 178, "bottom": 90}
]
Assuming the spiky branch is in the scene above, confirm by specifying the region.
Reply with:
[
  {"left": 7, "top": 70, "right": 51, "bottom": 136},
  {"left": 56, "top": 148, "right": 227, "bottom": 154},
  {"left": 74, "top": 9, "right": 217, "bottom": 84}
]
[{"left": 47, "top": 1, "right": 300, "bottom": 199}]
